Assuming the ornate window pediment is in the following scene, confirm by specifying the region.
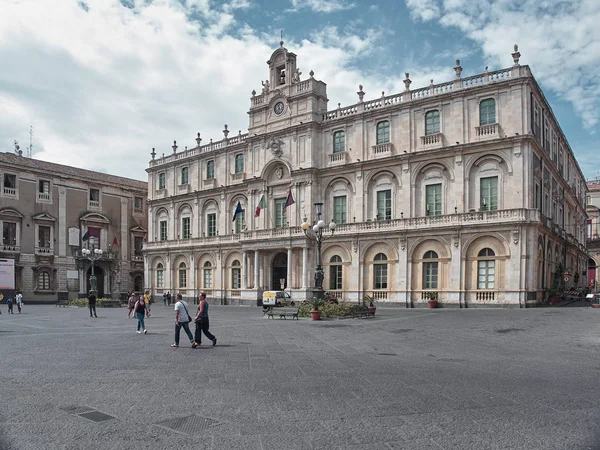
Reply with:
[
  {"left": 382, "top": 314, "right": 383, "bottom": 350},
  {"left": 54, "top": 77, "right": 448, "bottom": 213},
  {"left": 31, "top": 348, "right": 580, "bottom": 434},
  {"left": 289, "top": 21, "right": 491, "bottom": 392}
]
[
  {"left": 32, "top": 213, "right": 56, "bottom": 222},
  {"left": 80, "top": 212, "right": 110, "bottom": 224},
  {"left": 130, "top": 226, "right": 147, "bottom": 234},
  {"left": 0, "top": 208, "right": 23, "bottom": 219}
]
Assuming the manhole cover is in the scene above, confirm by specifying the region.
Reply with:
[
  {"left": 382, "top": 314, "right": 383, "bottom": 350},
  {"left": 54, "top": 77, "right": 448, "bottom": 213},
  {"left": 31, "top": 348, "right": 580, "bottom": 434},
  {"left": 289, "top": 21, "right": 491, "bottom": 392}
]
[
  {"left": 79, "top": 411, "right": 115, "bottom": 422},
  {"left": 155, "top": 415, "right": 222, "bottom": 434},
  {"left": 60, "top": 406, "right": 95, "bottom": 415}
]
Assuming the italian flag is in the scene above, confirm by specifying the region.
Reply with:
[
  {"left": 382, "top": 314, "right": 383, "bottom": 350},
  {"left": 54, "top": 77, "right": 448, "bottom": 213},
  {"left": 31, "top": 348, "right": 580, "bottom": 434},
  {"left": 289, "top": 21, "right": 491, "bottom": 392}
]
[{"left": 255, "top": 194, "right": 266, "bottom": 217}]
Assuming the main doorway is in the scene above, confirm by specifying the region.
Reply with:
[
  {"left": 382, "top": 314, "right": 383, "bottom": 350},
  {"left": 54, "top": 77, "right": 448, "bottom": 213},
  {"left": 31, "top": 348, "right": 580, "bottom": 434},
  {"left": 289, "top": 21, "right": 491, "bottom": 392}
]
[
  {"left": 86, "top": 266, "right": 105, "bottom": 298},
  {"left": 271, "top": 252, "right": 288, "bottom": 289}
]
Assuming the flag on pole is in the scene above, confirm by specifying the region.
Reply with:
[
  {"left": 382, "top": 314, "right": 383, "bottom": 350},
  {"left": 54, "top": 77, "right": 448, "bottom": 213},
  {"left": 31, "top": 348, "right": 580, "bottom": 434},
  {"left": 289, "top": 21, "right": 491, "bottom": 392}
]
[
  {"left": 82, "top": 230, "right": 89, "bottom": 241},
  {"left": 282, "top": 189, "right": 295, "bottom": 212},
  {"left": 232, "top": 201, "right": 243, "bottom": 222},
  {"left": 255, "top": 194, "right": 266, "bottom": 217}
]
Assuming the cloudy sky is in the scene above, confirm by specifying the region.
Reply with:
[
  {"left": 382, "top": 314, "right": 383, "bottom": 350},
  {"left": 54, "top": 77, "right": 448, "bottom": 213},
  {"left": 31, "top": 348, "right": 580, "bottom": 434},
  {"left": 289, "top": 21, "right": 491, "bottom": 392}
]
[{"left": 1, "top": 0, "right": 598, "bottom": 181}]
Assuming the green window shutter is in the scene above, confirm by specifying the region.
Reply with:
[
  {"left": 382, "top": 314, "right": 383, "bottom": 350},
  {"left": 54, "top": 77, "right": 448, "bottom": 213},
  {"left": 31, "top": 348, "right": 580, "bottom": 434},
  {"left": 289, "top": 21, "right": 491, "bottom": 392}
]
[
  {"left": 377, "top": 190, "right": 391, "bottom": 220},
  {"left": 235, "top": 155, "right": 244, "bottom": 173},
  {"left": 333, "top": 196, "right": 347, "bottom": 224},
  {"left": 181, "top": 167, "right": 188, "bottom": 184},
  {"left": 235, "top": 210, "right": 245, "bottom": 233},
  {"left": 376, "top": 121, "right": 390, "bottom": 144},
  {"left": 479, "top": 99, "right": 496, "bottom": 125},
  {"left": 333, "top": 131, "right": 345, "bottom": 153},
  {"left": 426, "top": 184, "right": 442, "bottom": 216},
  {"left": 480, "top": 177, "right": 498, "bottom": 210},
  {"left": 207, "top": 160, "right": 214, "bottom": 179},
  {"left": 160, "top": 221, "right": 167, "bottom": 241},
  {"left": 274, "top": 198, "right": 286, "bottom": 228},
  {"left": 425, "top": 110, "right": 440, "bottom": 135},
  {"left": 207, "top": 213, "right": 216, "bottom": 236},
  {"left": 182, "top": 217, "right": 191, "bottom": 239}
]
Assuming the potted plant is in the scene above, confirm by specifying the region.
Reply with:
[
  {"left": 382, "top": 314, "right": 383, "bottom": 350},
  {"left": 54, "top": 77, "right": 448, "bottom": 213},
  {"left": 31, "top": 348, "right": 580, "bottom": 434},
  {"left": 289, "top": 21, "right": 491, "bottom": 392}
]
[
  {"left": 310, "top": 297, "right": 324, "bottom": 321},
  {"left": 425, "top": 291, "right": 438, "bottom": 309},
  {"left": 363, "top": 294, "right": 377, "bottom": 314}
]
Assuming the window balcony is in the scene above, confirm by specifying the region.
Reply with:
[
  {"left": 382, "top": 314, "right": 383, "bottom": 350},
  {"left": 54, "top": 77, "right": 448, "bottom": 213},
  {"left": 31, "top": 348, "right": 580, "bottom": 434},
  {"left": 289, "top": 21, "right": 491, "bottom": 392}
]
[
  {"left": 329, "top": 151, "right": 348, "bottom": 165},
  {"left": 3, "top": 187, "right": 17, "bottom": 197},
  {"left": 203, "top": 178, "right": 216, "bottom": 189},
  {"left": 372, "top": 143, "right": 393, "bottom": 156},
  {"left": 89, "top": 200, "right": 100, "bottom": 209},
  {"left": 134, "top": 207, "right": 144, "bottom": 215},
  {"left": 231, "top": 172, "right": 246, "bottom": 182},
  {"left": 475, "top": 123, "right": 499, "bottom": 139},
  {"left": 420, "top": 133, "right": 443, "bottom": 147},
  {"left": 1, "top": 244, "right": 20, "bottom": 253},
  {"left": 37, "top": 192, "right": 51, "bottom": 202},
  {"left": 155, "top": 188, "right": 167, "bottom": 199},
  {"left": 177, "top": 183, "right": 190, "bottom": 194},
  {"left": 35, "top": 246, "right": 54, "bottom": 254},
  {"left": 476, "top": 291, "right": 496, "bottom": 302}
]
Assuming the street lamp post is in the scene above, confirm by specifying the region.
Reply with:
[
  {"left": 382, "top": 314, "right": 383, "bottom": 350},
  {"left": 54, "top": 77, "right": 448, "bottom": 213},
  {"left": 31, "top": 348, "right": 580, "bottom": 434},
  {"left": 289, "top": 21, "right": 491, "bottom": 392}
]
[
  {"left": 301, "top": 202, "right": 336, "bottom": 299},
  {"left": 81, "top": 237, "right": 103, "bottom": 295}
]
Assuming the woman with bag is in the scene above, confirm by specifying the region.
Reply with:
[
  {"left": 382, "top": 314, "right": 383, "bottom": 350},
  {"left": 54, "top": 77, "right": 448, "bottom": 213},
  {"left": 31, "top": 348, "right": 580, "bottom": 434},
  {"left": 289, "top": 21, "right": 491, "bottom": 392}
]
[
  {"left": 194, "top": 292, "right": 217, "bottom": 346},
  {"left": 133, "top": 294, "right": 150, "bottom": 334}
]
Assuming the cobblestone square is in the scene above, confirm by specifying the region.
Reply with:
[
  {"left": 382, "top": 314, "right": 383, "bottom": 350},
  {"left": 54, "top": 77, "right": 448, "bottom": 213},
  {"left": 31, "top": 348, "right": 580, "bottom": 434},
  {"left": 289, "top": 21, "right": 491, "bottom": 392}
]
[{"left": 1, "top": 305, "right": 599, "bottom": 449}]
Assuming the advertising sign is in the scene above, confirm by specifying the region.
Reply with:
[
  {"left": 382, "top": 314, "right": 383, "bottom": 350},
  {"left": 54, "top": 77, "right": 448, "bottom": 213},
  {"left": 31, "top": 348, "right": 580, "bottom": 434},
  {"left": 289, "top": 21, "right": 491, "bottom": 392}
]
[{"left": 0, "top": 258, "right": 16, "bottom": 289}]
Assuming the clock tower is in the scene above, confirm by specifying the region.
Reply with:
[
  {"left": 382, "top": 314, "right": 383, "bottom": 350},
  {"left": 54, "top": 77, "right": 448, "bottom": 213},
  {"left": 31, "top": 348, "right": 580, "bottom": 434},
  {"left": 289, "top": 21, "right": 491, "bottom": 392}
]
[{"left": 247, "top": 41, "right": 329, "bottom": 134}]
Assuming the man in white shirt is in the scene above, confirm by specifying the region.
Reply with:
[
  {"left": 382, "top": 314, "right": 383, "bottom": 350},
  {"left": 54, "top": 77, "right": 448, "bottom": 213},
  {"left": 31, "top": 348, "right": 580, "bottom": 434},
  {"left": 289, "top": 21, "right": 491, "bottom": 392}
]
[
  {"left": 15, "top": 291, "right": 23, "bottom": 313},
  {"left": 172, "top": 293, "right": 197, "bottom": 348}
]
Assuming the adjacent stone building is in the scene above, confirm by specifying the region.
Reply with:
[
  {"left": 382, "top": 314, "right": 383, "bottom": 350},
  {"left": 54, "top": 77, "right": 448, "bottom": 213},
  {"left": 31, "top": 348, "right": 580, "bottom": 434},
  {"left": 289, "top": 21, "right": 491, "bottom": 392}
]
[
  {"left": 143, "top": 43, "right": 588, "bottom": 307},
  {"left": 586, "top": 178, "right": 600, "bottom": 288},
  {"left": 0, "top": 152, "right": 148, "bottom": 302}
]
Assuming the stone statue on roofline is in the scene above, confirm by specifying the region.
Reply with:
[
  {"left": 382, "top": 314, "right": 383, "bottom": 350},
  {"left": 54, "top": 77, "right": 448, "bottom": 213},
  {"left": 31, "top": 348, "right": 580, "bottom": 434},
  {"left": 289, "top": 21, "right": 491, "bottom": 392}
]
[
  {"left": 261, "top": 79, "right": 270, "bottom": 94},
  {"left": 291, "top": 68, "right": 302, "bottom": 84}
]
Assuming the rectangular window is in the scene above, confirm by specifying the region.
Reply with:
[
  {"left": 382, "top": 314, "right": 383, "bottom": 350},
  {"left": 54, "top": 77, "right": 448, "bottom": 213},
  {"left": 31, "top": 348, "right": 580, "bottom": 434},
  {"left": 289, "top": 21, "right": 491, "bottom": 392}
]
[
  {"left": 89, "top": 189, "right": 100, "bottom": 207},
  {"left": 377, "top": 190, "right": 392, "bottom": 220},
  {"left": 3, "top": 173, "right": 16, "bottom": 189},
  {"left": 235, "top": 210, "right": 245, "bottom": 234},
  {"left": 3, "top": 222, "right": 17, "bottom": 245},
  {"left": 373, "top": 264, "right": 388, "bottom": 289},
  {"left": 38, "top": 272, "right": 50, "bottom": 290},
  {"left": 588, "top": 219, "right": 592, "bottom": 238},
  {"left": 157, "top": 269, "right": 164, "bottom": 288},
  {"left": 534, "top": 183, "right": 540, "bottom": 209},
  {"left": 158, "top": 173, "right": 166, "bottom": 189},
  {"left": 204, "top": 267, "right": 212, "bottom": 288},
  {"left": 275, "top": 198, "right": 287, "bottom": 228},
  {"left": 235, "top": 154, "right": 244, "bottom": 173},
  {"left": 333, "top": 131, "right": 345, "bottom": 153},
  {"left": 423, "top": 262, "right": 438, "bottom": 289},
  {"left": 330, "top": 265, "right": 342, "bottom": 290},
  {"left": 179, "top": 268, "right": 187, "bottom": 288},
  {"left": 159, "top": 220, "right": 167, "bottom": 241},
  {"left": 333, "top": 196, "right": 347, "bottom": 224},
  {"left": 38, "top": 226, "right": 51, "bottom": 248},
  {"left": 478, "top": 260, "right": 495, "bottom": 289},
  {"left": 134, "top": 197, "right": 144, "bottom": 214},
  {"left": 376, "top": 121, "right": 390, "bottom": 144},
  {"left": 206, "top": 160, "right": 215, "bottom": 179},
  {"left": 134, "top": 236, "right": 144, "bottom": 256},
  {"left": 426, "top": 184, "right": 442, "bottom": 216},
  {"left": 480, "top": 177, "right": 498, "bottom": 211},
  {"left": 181, "top": 166, "right": 188, "bottom": 185},
  {"left": 479, "top": 99, "right": 496, "bottom": 125},
  {"left": 232, "top": 268, "right": 241, "bottom": 289},
  {"left": 37, "top": 180, "right": 50, "bottom": 201},
  {"left": 182, "top": 217, "right": 191, "bottom": 239},
  {"left": 207, "top": 213, "right": 216, "bottom": 237},
  {"left": 425, "top": 110, "right": 440, "bottom": 135}
]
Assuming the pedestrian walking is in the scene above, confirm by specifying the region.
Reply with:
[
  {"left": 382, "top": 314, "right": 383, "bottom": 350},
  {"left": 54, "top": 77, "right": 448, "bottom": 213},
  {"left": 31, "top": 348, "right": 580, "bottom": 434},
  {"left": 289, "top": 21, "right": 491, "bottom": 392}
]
[
  {"left": 88, "top": 291, "right": 97, "bottom": 318},
  {"left": 7, "top": 295, "right": 14, "bottom": 314},
  {"left": 163, "top": 292, "right": 167, "bottom": 307},
  {"left": 166, "top": 291, "right": 172, "bottom": 306},
  {"left": 15, "top": 291, "right": 23, "bottom": 313},
  {"left": 144, "top": 290, "right": 152, "bottom": 313},
  {"left": 127, "top": 293, "right": 136, "bottom": 318},
  {"left": 133, "top": 294, "right": 149, "bottom": 334},
  {"left": 172, "top": 293, "right": 197, "bottom": 348},
  {"left": 194, "top": 292, "right": 217, "bottom": 346}
]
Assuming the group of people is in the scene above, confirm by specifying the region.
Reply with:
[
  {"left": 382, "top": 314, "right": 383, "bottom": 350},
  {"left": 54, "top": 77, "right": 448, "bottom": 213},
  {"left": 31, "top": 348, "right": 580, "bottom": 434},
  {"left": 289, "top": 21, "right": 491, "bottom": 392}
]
[
  {"left": 125, "top": 290, "right": 216, "bottom": 348},
  {"left": 2, "top": 291, "right": 23, "bottom": 314}
]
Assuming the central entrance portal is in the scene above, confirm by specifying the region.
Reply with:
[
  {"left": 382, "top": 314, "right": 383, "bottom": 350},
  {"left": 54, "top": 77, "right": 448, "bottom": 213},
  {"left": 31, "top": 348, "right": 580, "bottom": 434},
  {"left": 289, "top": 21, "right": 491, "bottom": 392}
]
[
  {"left": 86, "top": 266, "right": 105, "bottom": 298},
  {"left": 271, "top": 252, "right": 288, "bottom": 290}
]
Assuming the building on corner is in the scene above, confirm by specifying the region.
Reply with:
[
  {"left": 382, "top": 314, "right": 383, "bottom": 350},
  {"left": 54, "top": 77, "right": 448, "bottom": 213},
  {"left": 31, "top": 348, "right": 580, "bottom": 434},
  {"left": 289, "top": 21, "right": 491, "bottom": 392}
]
[{"left": 143, "top": 43, "right": 588, "bottom": 308}]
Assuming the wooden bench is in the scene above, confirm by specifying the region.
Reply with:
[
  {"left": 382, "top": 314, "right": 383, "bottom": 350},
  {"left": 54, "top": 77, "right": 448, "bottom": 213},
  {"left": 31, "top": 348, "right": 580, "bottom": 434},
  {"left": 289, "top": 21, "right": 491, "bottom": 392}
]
[
  {"left": 267, "top": 308, "right": 299, "bottom": 320},
  {"left": 352, "top": 308, "right": 375, "bottom": 319}
]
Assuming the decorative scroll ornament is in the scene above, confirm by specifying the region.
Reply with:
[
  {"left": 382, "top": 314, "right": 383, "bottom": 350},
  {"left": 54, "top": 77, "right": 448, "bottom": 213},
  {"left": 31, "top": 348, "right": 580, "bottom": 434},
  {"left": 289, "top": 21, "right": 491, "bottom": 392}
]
[{"left": 267, "top": 137, "right": 284, "bottom": 158}]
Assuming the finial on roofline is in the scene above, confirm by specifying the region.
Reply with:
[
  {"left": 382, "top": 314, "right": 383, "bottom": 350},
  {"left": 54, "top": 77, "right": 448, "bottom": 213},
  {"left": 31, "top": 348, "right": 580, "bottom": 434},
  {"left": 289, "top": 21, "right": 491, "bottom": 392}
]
[{"left": 512, "top": 44, "right": 521, "bottom": 66}]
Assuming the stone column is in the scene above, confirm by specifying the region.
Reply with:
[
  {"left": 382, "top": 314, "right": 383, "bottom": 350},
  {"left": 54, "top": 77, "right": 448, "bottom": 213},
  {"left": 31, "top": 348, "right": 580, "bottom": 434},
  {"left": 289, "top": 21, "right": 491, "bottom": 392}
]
[
  {"left": 254, "top": 250, "right": 260, "bottom": 289},
  {"left": 242, "top": 250, "right": 248, "bottom": 289},
  {"left": 189, "top": 255, "right": 195, "bottom": 298},
  {"left": 121, "top": 198, "right": 128, "bottom": 262},
  {"left": 287, "top": 247, "right": 292, "bottom": 289},
  {"left": 58, "top": 187, "right": 67, "bottom": 257},
  {"left": 302, "top": 246, "right": 308, "bottom": 289}
]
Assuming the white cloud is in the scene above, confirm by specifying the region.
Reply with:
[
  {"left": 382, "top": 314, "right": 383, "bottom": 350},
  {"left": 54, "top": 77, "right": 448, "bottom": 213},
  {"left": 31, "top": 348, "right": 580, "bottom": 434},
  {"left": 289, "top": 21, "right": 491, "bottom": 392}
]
[
  {"left": 288, "top": 0, "right": 355, "bottom": 13},
  {"left": 0, "top": 0, "right": 419, "bottom": 180},
  {"left": 404, "top": 0, "right": 600, "bottom": 132}
]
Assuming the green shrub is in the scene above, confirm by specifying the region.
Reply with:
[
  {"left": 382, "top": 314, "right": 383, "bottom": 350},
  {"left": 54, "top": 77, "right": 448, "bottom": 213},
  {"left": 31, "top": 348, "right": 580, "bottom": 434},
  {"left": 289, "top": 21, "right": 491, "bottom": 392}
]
[{"left": 298, "top": 301, "right": 363, "bottom": 318}]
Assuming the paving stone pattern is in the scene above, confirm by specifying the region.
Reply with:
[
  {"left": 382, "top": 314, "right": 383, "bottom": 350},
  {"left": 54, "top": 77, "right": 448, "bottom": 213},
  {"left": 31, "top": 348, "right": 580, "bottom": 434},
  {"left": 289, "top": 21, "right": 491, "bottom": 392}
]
[{"left": 1, "top": 305, "right": 600, "bottom": 449}]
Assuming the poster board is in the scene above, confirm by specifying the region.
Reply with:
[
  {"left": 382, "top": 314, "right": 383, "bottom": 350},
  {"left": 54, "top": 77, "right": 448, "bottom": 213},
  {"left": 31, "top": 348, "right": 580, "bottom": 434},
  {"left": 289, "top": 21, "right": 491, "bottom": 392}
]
[{"left": 0, "top": 258, "right": 16, "bottom": 289}]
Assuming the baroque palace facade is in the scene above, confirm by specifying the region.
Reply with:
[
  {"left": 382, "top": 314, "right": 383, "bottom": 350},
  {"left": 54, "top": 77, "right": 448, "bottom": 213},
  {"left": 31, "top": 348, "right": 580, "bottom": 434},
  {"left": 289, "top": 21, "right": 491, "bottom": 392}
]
[
  {"left": 0, "top": 152, "right": 148, "bottom": 302},
  {"left": 144, "top": 43, "right": 588, "bottom": 307}
]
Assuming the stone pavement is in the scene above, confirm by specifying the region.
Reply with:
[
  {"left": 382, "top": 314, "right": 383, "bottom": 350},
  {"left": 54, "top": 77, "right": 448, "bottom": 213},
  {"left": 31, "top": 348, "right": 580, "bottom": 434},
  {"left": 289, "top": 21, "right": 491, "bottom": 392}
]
[{"left": 1, "top": 304, "right": 600, "bottom": 450}]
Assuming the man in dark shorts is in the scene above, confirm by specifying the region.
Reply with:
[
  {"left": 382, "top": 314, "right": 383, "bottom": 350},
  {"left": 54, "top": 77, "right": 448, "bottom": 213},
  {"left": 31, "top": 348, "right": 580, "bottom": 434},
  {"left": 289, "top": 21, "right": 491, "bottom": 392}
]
[{"left": 88, "top": 291, "right": 97, "bottom": 318}]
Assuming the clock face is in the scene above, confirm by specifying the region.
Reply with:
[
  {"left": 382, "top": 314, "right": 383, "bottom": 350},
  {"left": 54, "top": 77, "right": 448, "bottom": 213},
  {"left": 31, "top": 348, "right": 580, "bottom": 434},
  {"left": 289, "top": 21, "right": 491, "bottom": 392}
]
[{"left": 274, "top": 101, "right": 285, "bottom": 115}]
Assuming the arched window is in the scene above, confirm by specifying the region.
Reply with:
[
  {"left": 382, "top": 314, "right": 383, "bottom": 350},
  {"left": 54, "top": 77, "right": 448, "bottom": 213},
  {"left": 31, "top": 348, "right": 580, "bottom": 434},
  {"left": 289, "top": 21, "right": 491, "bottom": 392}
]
[
  {"left": 333, "top": 131, "right": 345, "bottom": 153},
  {"left": 425, "top": 110, "right": 440, "bottom": 135},
  {"left": 329, "top": 255, "right": 343, "bottom": 290},
  {"left": 231, "top": 260, "right": 241, "bottom": 289},
  {"left": 477, "top": 248, "right": 495, "bottom": 289},
  {"left": 38, "top": 271, "right": 51, "bottom": 290},
  {"left": 373, "top": 253, "right": 388, "bottom": 289},
  {"left": 178, "top": 262, "right": 187, "bottom": 288},
  {"left": 203, "top": 261, "right": 213, "bottom": 288},
  {"left": 423, "top": 251, "right": 439, "bottom": 289},
  {"left": 479, "top": 99, "right": 496, "bottom": 125},
  {"left": 156, "top": 263, "right": 164, "bottom": 288},
  {"left": 376, "top": 121, "right": 390, "bottom": 144}
]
